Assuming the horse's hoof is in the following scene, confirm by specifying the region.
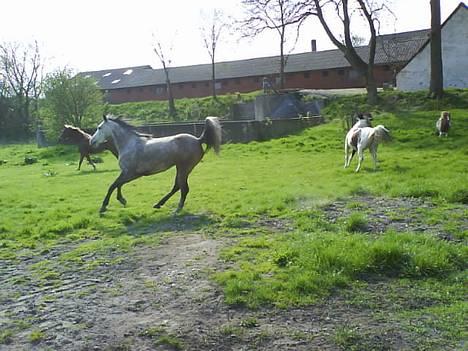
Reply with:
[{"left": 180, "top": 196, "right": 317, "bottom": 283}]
[{"left": 99, "top": 207, "right": 107, "bottom": 214}]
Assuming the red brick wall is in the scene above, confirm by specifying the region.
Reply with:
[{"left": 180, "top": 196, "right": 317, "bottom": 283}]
[{"left": 105, "top": 65, "right": 398, "bottom": 104}]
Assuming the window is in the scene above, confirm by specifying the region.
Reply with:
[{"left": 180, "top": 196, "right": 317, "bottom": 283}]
[
  {"left": 253, "top": 77, "right": 260, "bottom": 83},
  {"left": 155, "top": 86, "right": 166, "bottom": 95},
  {"left": 322, "top": 71, "right": 329, "bottom": 77},
  {"left": 178, "top": 84, "right": 184, "bottom": 89},
  {"left": 338, "top": 69, "right": 345, "bottom": 76}
]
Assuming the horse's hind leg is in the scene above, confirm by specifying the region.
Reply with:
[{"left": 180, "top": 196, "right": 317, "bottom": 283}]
[
  {"left": 176, "top": 175, "right": 189, "bottom": 213},
  {"left": 116, "top": 186, "right": 127, "bottom": 206},
  {"left": 370, "top": 144, "right": 378, "bottom": 170},
  {"left": 355, "top": 148, "right": 364, "bottom": 173}
]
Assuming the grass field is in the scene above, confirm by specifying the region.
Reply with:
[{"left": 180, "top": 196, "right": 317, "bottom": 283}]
[{"left": 0, "top": 94, "right": 467, "bottom": 349}]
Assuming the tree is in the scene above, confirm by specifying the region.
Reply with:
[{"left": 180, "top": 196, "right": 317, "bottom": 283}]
[
  {"left": 239, "top": 0, "right": 308, "bottom": 90},
  {"left": 429, "top": 0, "right": 443, "bottom": 99},
  {"left": 308, "top": 0, "right": 391, "bottom": 105},
  {"left": 153, "top": 39, "right": 177, "bottom": 119},
  {"left": 0, "top": 41, "right": 43, "bottom": 138},
  {"left": 200, "top": 9, "right": 228, "bottom": 101},
  {"left": 42, "top": 68, "right": 105, "bottom": 138}
]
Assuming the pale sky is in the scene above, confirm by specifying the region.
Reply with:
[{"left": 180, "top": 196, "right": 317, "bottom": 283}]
[{"left": 0, "top": 0, "right": 463, "bottom": 73}]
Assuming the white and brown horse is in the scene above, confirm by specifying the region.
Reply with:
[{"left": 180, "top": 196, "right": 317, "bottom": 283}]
[
  {"left": 344, "top": 113, "right": 373, "bottom": 168},
  {"left": 436, "top": 111, "right": 451, "bottom": 137},
  {"left": 345, "top": 125, "right": 391, "bottom": 172},
  {"left": 90, "top": 115, "right": 221, "bottom": 213}
]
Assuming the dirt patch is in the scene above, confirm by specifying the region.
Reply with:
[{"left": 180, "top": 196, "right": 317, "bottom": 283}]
[{"left": 323, "top": 195, "right": 467, "bottom": 241}]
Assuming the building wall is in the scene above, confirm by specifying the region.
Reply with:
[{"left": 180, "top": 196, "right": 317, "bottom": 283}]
[
  {"left": 105, "top": 65, "right": 395, "bottom": 104},
  {"left": 397, "top": 6, "right": 468, "bottom": 91}
]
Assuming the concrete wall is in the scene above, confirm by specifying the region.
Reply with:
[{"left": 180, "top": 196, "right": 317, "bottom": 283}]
[
  {"left": 397, "top": 6, "right": 468, "bottom": 91},
  {"left": 135, "top": 117, "right": 324, "bottom": 144}
]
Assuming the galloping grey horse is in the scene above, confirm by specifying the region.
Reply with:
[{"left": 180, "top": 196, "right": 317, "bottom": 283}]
[{"left": 90, "top": 115, "right": 221, "bottom": 213}]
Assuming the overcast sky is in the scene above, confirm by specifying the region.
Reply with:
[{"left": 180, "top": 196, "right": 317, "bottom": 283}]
[{"left": 0, "top": 0, "right": 462, "bottom": 73}]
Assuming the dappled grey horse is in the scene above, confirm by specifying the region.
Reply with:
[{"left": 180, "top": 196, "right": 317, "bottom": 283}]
[{"left": 90, "top": 115, "right": 221, "bottom": 213}]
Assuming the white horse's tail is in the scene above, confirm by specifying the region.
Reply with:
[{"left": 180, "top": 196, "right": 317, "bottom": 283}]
[
  {"left": 374, "top": 125, "right": 391, "bottom": 143},
  {"left": 199, "top": 117, "right": 222, "bottom": 154}
]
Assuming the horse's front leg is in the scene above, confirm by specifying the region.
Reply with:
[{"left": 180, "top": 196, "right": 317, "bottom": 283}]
[
  {"left": 100, "top": 172, "right": 135, "bottom": 213},
  {"left": 86, "top": 154, "right": 96, "bottom": 171},
  {"left": 78, "top": 154, "right": 85, "bottom": 170}
]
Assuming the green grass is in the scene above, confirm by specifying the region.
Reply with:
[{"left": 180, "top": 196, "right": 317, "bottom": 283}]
[{"left": 1, "top": 90, "right": 467, "bottom": 349}]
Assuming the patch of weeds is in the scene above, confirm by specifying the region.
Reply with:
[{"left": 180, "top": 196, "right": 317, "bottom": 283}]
[
  {"left": 273, "top": 248, "right": 298, "bottom": 267},
  {"left": 156, "top": 334, "right": 184, "bottom": 350},
  {"left": 350, "top": 185, "right": 371, "bottom": 196},
  {"left": 345, "top": 212, "right": 368, "bottom": 233},
  {"left": 219, "top": 324, "right": 245, "bottom": 337},
  {"left": 346, "top": 201, "right": 365, "bottom": 210},
  {"left": 333, "top": 325, "right": 393, "bottom": 351},
  {"left": 0, "top": 330, "right": 14, "bottom": 344},
  {"left": 334, "top": 326, "right": 362, "bottom": 350},
  {"left": 449, "top": 188, "right": 468, "bottom": 204},
  {"left": 140, "top": 325, "right": 184, "bottom": 349},
  {"left": 239, "top": 317, "right": 259, "bottom": 328},
  {"left": 29, "top": 329, "right": 45, "bottom": 344}
]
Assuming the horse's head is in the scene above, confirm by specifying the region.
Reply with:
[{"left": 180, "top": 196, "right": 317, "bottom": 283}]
[
  {"left": 90, "top": 115, "right": 114, "bottom": 147},
  {"left": 58, "top": 125, "right": 81, "bottom": 144},
  {"left": 441, "top": 111, "right": 451, "bottom": 121}
]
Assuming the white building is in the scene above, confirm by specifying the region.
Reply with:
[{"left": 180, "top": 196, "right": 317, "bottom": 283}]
[{"left": 397, "top": 3, "right": 468, "bottom": 91}]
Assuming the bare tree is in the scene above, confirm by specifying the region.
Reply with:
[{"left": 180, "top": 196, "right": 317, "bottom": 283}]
[
  {"left": 153, "top": 39, "right": 177, "bottom": 119},
  {"left": 0, "top": 41, "right": 43, "bottom": 136},
  {"left": 308, "top": 0, "right": 392, "bottom": 105},
  {"left": 239, "top": 0, "right": 309, "bottom": 90},
  {"left": 429, "top": 0, "right": 443, "bottom": 99},
  {"left": 200, "top": 9, "right": 228, "bottom": 101}
]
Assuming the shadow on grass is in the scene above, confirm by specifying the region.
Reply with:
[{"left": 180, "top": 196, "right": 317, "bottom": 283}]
[{"left": 123, "top": 212, "right": 218, "bottom": 236}]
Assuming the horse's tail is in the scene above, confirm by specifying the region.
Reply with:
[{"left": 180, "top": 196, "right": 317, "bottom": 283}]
[
  {"left": 198, "top": 117, "right": 222, "bottom": 154},
  {"left": 374, "top": 125, "right": 391, "bottom": 142}
]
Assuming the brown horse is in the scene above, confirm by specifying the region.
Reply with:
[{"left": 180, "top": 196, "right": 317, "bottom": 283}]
[
  {"left": 58, "top": 125, "right": 118, "bottom": 170},
  {"left": 90, "top": 115, "right": 221, "bottom": 213}
]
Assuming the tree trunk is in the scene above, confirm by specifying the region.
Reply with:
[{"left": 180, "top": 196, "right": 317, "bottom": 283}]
[
  {"left": 279, "top": 32, "right": 285, "bottom": 90},
  {"left": 429, "top": 0, "right": 443, "bottom": 99},
  {"left": 211, "top": 56, "right": 217, "bottom": 100},
  {"left": 167, "top": 80, "right": 177, "bottom": 119},
  {"left": 366, "top": 70, "right": 378, "bottom": 105}
]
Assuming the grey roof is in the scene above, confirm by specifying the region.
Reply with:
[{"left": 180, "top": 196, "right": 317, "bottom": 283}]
[{"left": 81, "top": 29, "right": 429, "bottom": 90}]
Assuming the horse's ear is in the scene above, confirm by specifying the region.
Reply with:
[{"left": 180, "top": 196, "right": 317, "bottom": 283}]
[{"left": 103, "top": 114, "right": 108, "bottom": 121}]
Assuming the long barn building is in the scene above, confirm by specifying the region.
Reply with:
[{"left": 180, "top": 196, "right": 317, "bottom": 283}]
[{"left": 82, "top": 29, "right": 430, "bottom": 104}]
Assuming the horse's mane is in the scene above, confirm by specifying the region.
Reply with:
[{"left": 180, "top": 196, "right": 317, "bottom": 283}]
[
  {"left": 107, "top": 117, "right": 152, "bottom": 138},
  {"left": 62, "top": 124, "right": 90, "bottom": 141},
  {"left": 64, "top": 124, "right": 86, "bottom": 134}
]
